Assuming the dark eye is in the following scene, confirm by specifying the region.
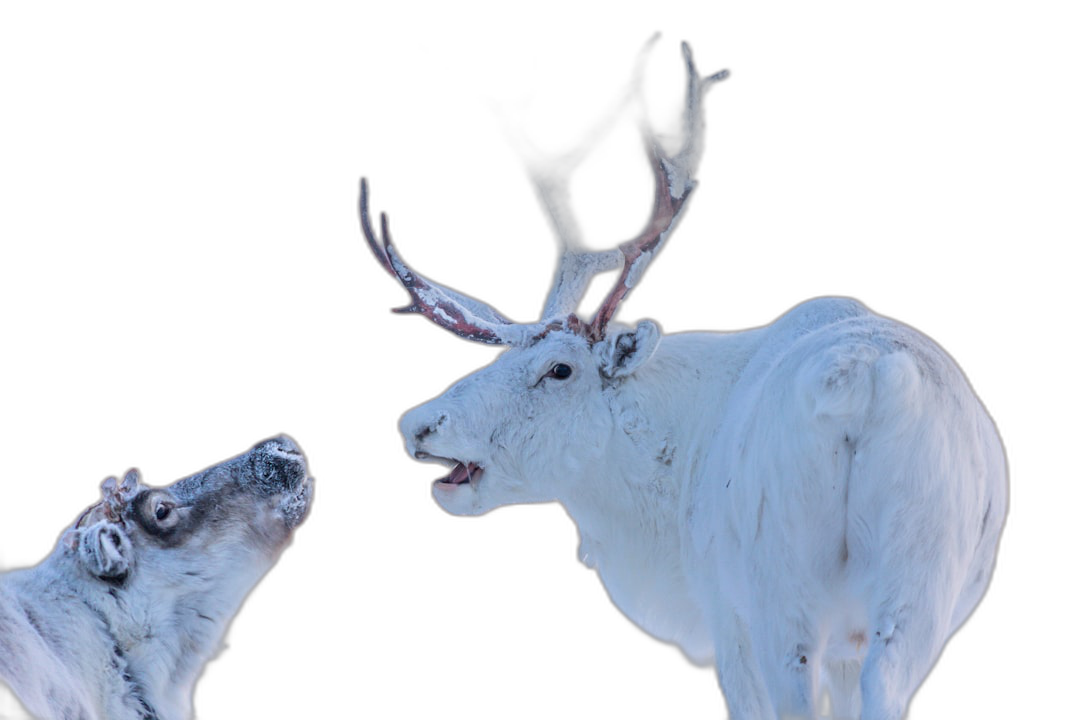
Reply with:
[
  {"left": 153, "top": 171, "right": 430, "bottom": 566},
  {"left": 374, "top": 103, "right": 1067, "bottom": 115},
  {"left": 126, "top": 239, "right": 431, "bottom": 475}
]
[
  {"left": 549, "top": 363, "right": 573, "bottom": 380},
  {"left": 138, "top": 492, "right": 181, "bottom": 534}
]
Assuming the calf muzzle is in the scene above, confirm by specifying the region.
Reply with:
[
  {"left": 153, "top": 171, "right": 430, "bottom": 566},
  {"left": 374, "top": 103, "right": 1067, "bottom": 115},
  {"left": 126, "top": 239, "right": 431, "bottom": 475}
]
[{"left": 249, "top": 435, "right": 307, "bottom": 494}]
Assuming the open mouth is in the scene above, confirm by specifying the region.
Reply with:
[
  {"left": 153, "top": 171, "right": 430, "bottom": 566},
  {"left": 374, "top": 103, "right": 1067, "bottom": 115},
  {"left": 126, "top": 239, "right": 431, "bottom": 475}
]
[{"left": 436, "top": 461, "right": 483, "bottom": 487}]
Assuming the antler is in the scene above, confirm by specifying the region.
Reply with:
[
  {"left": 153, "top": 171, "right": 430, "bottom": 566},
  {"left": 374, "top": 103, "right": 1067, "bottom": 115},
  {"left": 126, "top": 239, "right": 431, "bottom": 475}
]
[
  {"left": 501, "top": 85, "right": 630, "bottom": 319},
  {"left": 582, "top": 42, "right": 727, "bottom": 342},
  {"left": 74, "top": 468, "right": 141, "bottom": 530},
  {"left": 360, "top": 180, "right": 557, "bottom": 349},
  {"left": 362, "top": 41, "right": 725, "bottom": 347}
]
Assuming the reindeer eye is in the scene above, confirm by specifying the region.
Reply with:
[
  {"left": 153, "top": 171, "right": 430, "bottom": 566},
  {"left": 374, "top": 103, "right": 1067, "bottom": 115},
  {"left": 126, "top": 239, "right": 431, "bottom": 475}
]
[
  {"left": 549, "top": 363, "right": 573, "bottom": 380},
  {"left": 137, "top": 492, "right": 181, "bottom": 534}
]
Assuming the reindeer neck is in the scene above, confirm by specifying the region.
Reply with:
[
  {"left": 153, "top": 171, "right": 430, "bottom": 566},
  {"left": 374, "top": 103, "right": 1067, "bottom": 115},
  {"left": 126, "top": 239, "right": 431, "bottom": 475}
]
[{"left": 559, "top": 329, "right": 764, "bottom": 660}]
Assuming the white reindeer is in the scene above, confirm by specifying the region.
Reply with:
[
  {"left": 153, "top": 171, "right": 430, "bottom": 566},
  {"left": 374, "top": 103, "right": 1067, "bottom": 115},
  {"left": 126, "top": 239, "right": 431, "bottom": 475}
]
[{"left": 360, "top": 43, "right": 1007, "bottom": 720}]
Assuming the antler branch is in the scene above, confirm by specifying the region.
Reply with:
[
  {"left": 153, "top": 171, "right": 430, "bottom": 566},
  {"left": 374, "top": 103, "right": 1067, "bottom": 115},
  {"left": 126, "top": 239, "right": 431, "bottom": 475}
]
[
  {"left": 585, "top": 42, "right": 728, "bottom": 342},
  {"left": 534, "top": 35, "right": 658, "bottom": 322},
  {"left": 360, "top": 180, "right": 548, "bottom": 349}
]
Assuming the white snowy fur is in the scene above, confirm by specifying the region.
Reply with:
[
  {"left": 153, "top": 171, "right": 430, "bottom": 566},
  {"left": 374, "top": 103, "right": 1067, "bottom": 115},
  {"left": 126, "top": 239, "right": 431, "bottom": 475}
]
[
  {"left": 399, "top": 297, "right": 1007, "bottom": 720},
  {"left": 0, "top": 436, "right": 313, "bottom": 720}
]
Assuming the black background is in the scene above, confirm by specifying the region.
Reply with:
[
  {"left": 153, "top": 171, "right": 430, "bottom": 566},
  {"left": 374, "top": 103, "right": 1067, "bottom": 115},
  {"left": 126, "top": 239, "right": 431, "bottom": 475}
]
[{"left": 2, "top": 11, "right": 1036, "bottom": 720}]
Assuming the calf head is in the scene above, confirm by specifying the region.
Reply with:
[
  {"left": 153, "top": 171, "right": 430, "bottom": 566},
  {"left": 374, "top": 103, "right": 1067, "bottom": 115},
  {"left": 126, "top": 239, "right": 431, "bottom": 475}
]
[{"left": 65, "top": 435, "right": 314, "bottom": 631}]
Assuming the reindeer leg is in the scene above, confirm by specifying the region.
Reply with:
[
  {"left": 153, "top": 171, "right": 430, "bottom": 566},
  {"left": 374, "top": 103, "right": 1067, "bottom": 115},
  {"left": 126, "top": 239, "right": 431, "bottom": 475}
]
[{"left": 712, "top": 608, "right": 777, "bottom": 720}]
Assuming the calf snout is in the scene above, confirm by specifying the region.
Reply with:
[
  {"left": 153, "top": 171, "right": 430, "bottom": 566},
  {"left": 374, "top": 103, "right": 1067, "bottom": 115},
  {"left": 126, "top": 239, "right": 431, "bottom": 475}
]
[{"left": 250, "top": 435, "right": 307, "bottom": 492}]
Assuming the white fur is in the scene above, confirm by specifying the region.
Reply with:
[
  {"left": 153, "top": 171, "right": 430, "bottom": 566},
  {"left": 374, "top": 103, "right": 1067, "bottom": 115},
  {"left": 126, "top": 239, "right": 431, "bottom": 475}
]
[
  {"left": 399, "top": 297, "right": 1007, "bottom": 719},
  {"left": 0, "top": 436, "right": 313, "bottom": 720}
]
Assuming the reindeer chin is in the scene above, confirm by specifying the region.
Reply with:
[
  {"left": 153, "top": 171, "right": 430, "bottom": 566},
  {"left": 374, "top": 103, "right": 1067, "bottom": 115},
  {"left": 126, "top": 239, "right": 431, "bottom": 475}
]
[{"left": 431, "top": 464, "right": 487, "bottom": 516}]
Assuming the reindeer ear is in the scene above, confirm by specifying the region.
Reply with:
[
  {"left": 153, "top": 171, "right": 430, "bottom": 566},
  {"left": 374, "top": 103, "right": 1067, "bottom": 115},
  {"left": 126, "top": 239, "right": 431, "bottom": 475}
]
[
  {"left": 595, "top": 320, "right": 661, "bottom": 378},
  {"left": 75, "top": 521, "right": 133, "bottom": 581}
]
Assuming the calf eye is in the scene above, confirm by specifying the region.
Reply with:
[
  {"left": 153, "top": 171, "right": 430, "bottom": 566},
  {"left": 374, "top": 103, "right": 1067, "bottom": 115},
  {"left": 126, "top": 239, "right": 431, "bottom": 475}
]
[
  {"left": 147, "top": 496, "right": 180, "bottom": 530},
  {"left": 136, "top": 492, "right": 182, "bottom": 535}
]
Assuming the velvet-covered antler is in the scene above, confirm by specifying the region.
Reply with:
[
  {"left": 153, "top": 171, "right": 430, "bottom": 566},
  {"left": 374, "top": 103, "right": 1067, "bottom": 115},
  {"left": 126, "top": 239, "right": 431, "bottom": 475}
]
[
  {"left": 362, "top": 41, "right": 726, "bottom": 346},
  {"left": 582, "top": 43, "right": 727, "bottom": 342}
]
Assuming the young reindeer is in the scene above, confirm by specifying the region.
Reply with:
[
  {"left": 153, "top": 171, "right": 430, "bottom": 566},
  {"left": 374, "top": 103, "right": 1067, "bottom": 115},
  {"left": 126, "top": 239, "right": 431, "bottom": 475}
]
[
  {"left": 361, "top": 43, "right": 1007, "bottom": 720},
  {"left": 0, "top": 436, "right": 314, "bottom": 720}
]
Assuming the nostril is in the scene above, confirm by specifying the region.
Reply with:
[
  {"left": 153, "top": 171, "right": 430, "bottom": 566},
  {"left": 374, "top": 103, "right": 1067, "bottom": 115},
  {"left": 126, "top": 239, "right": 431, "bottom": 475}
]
[{"left": 413, "top": 414, "right": 447, "bottom": 444}]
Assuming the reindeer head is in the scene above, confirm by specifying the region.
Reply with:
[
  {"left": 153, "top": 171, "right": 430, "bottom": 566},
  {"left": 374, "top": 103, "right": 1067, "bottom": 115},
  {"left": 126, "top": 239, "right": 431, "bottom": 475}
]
[
  {"left": 363, "top": 42, "right": 725, "bottom": 515},
  {"left": 65, "top": 436, "right": 314, "bottom": 598}
]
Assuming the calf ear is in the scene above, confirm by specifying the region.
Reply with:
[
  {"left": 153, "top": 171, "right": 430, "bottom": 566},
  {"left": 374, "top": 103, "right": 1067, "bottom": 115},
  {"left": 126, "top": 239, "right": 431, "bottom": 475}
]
[
  {"left": 75, "top": 521, "right": 133, "bottom": 581},
  {"left": 595, "top": 320, "right": 661, "bottom": 379}
]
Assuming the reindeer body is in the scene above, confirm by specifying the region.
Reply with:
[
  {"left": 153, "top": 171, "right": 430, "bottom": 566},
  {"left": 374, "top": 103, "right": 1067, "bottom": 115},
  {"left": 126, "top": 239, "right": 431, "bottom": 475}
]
[
  {"left": 657, "top": 297, "right": 1003, "bottom": 718},
  {"left": 398, "top": 296, "right": 1005, "bottom": 719},
  {"left": 363, "top": 42, "right": 1006, "bottom": 719}
]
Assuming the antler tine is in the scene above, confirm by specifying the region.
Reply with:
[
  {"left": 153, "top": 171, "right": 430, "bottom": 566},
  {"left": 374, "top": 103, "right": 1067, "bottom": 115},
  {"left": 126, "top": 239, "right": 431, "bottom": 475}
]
[
  {"left": 586, "top": 42, "right": 727, "bottom": 342},
  {"left": 522, "top": 155, "right": 626, "bottom": 321},
  {"left": 503, "top": 89, "right": 630, "bottom": 317},
  {"left": 359, "top": 178, "right": 521, "bottom": 345}
]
